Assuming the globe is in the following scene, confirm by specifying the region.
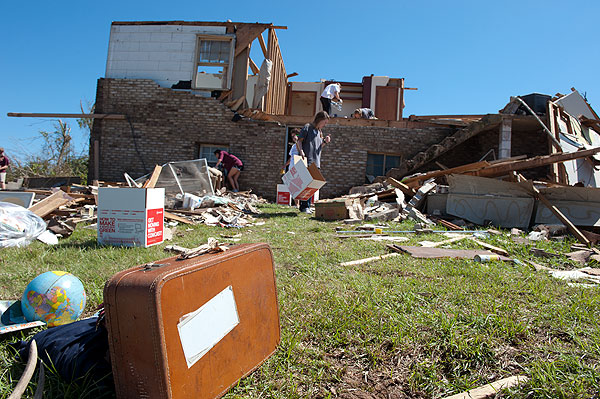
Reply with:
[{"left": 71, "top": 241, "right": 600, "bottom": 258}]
[{"left": 21, "top": 271, "right": 87, "bottom": 327}]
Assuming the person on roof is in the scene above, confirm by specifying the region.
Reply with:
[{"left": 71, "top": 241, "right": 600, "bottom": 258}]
[
  {"left": 352, "top": 108, "right": 376, "bottom": 119},
  {"left": 320, "top": 83, "right": 342, "bottom": 115}
]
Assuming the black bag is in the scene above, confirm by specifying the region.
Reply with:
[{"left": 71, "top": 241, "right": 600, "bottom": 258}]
[{"left": 13, "top": 316, "right": 113, "bottom": 388}]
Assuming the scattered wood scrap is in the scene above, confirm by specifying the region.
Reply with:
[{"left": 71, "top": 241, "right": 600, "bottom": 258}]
[
  {"left": 28, "top": 190, "right": 74, "bottom": 218},
  {"left": 389, "top": 245, "right": 512, "bottom": 260},
  {"left": 442, "top": 375, "right": 529, "bottom": 399}
]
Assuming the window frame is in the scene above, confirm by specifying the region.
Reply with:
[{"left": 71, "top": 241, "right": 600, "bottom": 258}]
[
  {"left": 366, "top": 152, "right": 402, "bottom": 178},
  {"left": 196, "top": 143, "right": 230, "bottom": 167},
  {"left": 193, "top": 34, "right": 236, "bottom": 90}
]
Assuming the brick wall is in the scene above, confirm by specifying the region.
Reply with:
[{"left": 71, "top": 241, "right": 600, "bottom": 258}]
[{"left": 91, "top": 79, "right": 453, "bottom": 200}]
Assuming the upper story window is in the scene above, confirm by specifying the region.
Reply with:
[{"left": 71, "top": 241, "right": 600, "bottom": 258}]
[{"left": 194, "top": 35, "right": 235, "bottom": 90}]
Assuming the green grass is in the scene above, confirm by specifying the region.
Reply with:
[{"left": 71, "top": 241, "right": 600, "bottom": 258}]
[{"left": 1, "top": 203, "right": 600, "bottom": 398}]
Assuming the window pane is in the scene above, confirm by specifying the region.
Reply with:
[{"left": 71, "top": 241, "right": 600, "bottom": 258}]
[
  {"left": 366, "top": 153, "right": 384, "bottom": 177},
  {"left": 200, "top": 145, "right": 229, "bottom": 167},
  {"left": 384, "top": 155, "right": 400, "bottom": 173},
  {"left": 198, "top": 39, "right": 230, "bottom": 64}
]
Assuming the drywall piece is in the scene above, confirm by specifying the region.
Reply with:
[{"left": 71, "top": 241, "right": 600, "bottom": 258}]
[
  {"left": 535, "top": 186, "right": 600, "bottom": 227},
  {"left": 446, "top": 175, "right": 534, "bottom": 229}
]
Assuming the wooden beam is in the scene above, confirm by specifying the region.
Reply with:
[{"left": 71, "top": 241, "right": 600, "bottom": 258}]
[
  {"left": 287, "top": 72, "right": 298, "bottom": 79},
  {"left": 248, "top": 57, "right": 260, "bottom": 75},
  {"left": 402, "top": 161, "right": 491, "bottom": 188},
  {"left": 532, "top": 186, "right": 591, "bottom": 246},
  {"left": 8, "top": 113, "right": 126, "bottom": 119},
  {"left": 471, "top": 147, "right": 600, "bottom": 178},
  {"left": 234, "top": 25, "right": 266, "bottom": 57},
  {"left": 257, "top": 32, "right": 268, "bottom": 58}
]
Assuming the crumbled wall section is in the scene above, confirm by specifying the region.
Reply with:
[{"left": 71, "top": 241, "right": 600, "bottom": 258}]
[{"left": 91, "top": 78, "right": 454, "bottom": 199}]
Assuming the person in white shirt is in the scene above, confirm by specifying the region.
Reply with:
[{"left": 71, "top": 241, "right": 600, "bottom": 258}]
[{"left": 320, "top": 83, "right": 342, "bottom": 115}]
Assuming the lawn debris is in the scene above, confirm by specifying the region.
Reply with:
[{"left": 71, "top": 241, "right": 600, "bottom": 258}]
[
  {"left": 389, "top": 244, "right": 512, "bottom": 261},
  {"left": 442, "top": 375, "right": 529, "bottom": 399}
]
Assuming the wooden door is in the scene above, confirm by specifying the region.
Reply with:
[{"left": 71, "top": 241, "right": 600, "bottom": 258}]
[{"left": 375, "top": 86, "right": 399, "bottom": 120}]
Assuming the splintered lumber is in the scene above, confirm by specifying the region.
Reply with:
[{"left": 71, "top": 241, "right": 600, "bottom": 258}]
[
  {"left": 164, "top": 211, "right": 195, "bottom": 225},
  {"left": 142, "top": 165, "right": 162, "bottom": 188},
  {"left": 402, "top": 161, "right": 490, "bottom": 188},
  {"left": 443, "top": 375, "right": 529, "bottom": 399},
  {"left": 386, "top": 177, "right": 417, "bottom": 196},
  {"left": 471, "top": 147, "right": 600, "bottom": 178},
  {"left": 532, "top": 186, "right": 591, "bottom": 246},
  {"left": 28, "top": 190, "right": 74, "bottom": 218},
  {"left": 340, "top": 253, "right": 401, "bottom": 267}
]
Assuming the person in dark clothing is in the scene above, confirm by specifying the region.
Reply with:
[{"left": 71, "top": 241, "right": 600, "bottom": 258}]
[
  {"left": 0, "top": 148, "right": 10, "bottom": 190},
  {"left": 352, "top": 108, "right": 376, "bottom": 119},
  {"left": 296, "top": 111, "right": 331, "bottom": 213},
  {"left": 214, "top": 150, "right": 243, "bottom": 192}
]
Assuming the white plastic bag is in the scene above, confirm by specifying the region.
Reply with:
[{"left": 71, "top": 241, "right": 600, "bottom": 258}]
[{"left": 0, "top": 202, "right": 47, "bottom": 248}]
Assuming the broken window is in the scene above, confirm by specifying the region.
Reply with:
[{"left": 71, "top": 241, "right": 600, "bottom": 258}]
[
  {"left": 366, "top": 153, "right": 401, "bottom": 179},
  {"left": 194, "top": 35, "right": 235, "bottom": 90},
  {"left": 196, "top": 144, "right": 229, "bottom": 167}
]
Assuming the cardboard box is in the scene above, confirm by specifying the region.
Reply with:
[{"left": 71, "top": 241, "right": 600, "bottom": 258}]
[
  {"left": 98, "top": 187, "right": 165, "bottom": 247},
  {"left": 315, "top": 198, "right": 351, "bottom": 220},
  {"left": 276, "top": 184, "right": 292, "bottom": 205},
  {"left": 282, "top": 156, "right": 326, "bottom": 201}
]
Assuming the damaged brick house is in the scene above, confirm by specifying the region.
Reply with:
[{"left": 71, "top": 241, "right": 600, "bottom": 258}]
[
  {"left": 89, "top": 20, "right": 456, "bottom": 199},
  {"left": 89, "top": 20, "right": 600, "bottom": 199}
]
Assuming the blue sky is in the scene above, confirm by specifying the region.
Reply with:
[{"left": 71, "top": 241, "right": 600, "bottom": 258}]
[{"left": 2, "top": 0, "right": 598, "bottom": 163}]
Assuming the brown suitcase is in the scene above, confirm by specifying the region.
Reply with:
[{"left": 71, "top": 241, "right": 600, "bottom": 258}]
[{"left": 103, "top": 243, "right": 280, "bottom": 398}]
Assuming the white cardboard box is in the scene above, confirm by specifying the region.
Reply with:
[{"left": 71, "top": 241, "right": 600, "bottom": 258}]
[
  {"left": 98, "top": 187, "right": 165, "bottom": 247},
  {"left": 282, "top": 156, "right": 326, "bottom": 201},
  {"left": 276, "top": 184, "right": 292, "bottom": 206}
]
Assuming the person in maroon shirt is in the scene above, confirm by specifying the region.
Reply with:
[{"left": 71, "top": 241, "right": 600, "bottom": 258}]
[
  {"left": 214, "top": 150, "right": 243, "bottom": 192},
  {"left": 0, "top": 148, "right": 9, "bottom": 190}
]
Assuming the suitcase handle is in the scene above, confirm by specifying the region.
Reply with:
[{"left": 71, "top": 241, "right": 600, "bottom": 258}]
[{"left": 141, "top": 262, "right": 168, "bottom": 271}]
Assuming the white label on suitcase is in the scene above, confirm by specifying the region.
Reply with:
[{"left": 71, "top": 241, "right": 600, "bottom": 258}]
[{"left": 177, "top": 285, "right": 240, "bottom": 368}]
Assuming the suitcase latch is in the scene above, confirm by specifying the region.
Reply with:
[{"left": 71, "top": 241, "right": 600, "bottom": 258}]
[{"left": 141, "top": 262, "right": 168, "bottom": 271}]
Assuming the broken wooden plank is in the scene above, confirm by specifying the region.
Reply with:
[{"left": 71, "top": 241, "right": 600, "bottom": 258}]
[
  {"left": 386, "top": 176, "right": 417, "bottom": 197},
  {"left": 419, "top": 234, "right": 469, "bottom": 248},
  {"left": 28, "top": 190, "right": 74, "bottom": 218},
  {"left": 340, "top": 253, "right": 401, "bottom": 267},
  {"left": 164, "top": 211, "right": 195, "bottom": 225},
  {"left": 391, "top": 245, "right": 512, "bottom": 260},
  {"left": 443, "top": 375, "right": 529, "bottom": 399},
  {"left": 468, "top": 238, "right": 509, "bottom": 256},
  {"left": 532, "top": 186, "right": 591, "bottom": 246},
  {"left": 142, "top": 165, "right": 162, "bottom": 188}
]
